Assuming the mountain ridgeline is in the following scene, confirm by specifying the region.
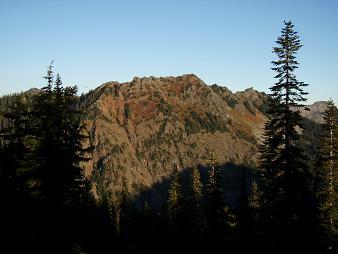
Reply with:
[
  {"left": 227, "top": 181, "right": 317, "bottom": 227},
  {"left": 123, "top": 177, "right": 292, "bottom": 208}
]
[
  {"left": 72, "top": 74, "right": 322, "bottom": 203},
  {"left": 0, "top": 74, "right": 325, "bottom": 206},
  {"left": 78, "top": 75, "right": 266, "bottom": 199}
]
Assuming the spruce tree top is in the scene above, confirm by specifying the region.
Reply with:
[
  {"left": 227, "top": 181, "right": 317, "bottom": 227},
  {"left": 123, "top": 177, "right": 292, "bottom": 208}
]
[
  {"left": 260, "top": 20, "right": 310, "bottom": 188},
  {"left": 271, "top": 20, "right": 308, "bottom": 108}
]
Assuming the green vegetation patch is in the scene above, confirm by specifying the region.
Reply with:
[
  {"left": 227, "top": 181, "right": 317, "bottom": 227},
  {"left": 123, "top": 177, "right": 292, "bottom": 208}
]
[
  {"left": 157, "top": 97, "right": 173, "bottom": 116},
  {"left": 124, "top": 103, "right": 131, "bottom": 119},
  {"left": 243, "top": 101, "right": 256, "bottom": 115},
  {"left": 185, "top": 110, "right": 228, "bottom": 135},
  {"left": 235, "top": 129, "right": 257, "bottom": 145}
]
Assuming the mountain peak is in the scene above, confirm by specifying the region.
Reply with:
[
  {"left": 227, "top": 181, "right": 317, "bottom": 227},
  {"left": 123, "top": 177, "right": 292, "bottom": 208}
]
[
  {"left": 130, "top": 73, "right": 203, "bottom": 84},
  {"left": 79, "top": 74, "right": 272, "bottom": 199},
  {"left": 300, "top": 101, "right": 328, "bottom": 124}
]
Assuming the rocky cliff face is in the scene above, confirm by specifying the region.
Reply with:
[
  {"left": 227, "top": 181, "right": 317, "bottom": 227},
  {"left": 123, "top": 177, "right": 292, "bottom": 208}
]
[
  {"left": 299, "top": 101, "right": 327, "bottom": 124},
  {"left": 78, "top": 74, "right": 269, "bottom": 199}
]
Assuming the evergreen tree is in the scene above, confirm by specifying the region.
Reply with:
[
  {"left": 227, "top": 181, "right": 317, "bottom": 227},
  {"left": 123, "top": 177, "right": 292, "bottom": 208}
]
[
  {"left": 167, "top": 169, "right": 184, "bottom": 228},
  {"left": 204, "top": 152, "right": 228, "bottom": 250},
  {"left": 259, "top": 21, "right": 311, "bottom": 251},
  {"left": 0, "top": 93, "right": 34, "bottom": 253},
  {"left": 167, "top": 168, "right": 186, "bottom": 251},
  {"left": 237, "top": 168, "right": 250, "bottom": 250},
  {"left": 315, "top": 100, "right": 338, "bottom": 252},
  {"left": 236, "top": 169, "right": 264, "bottom": 252},
  {"left": 0, "top": 94, "right": 32, "bottom": 196},
  {"left": 248, "top": 180, "right": 263, "bottom": 249},
  {"left": 30, "top": 65, "right": 92, "bottom": 252},
  {"left": 0, "top": 65, "right": 94, "bottom": 253},
  {"left": 188, "top": 167, "right": 205, "bottom": 245}
]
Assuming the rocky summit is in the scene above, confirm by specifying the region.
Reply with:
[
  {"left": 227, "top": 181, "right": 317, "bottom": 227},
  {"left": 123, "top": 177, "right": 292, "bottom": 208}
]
[{"left": 78, "top": 74, "right": 271, "bottom": 199}]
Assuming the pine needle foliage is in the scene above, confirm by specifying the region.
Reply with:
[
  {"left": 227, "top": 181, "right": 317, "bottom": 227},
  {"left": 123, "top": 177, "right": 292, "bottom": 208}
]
[
  {"left": 315, "top": 100, "right": 338, "bottom": 252},
  {"left": 259, "top": 21, "right": 312, "bottom": 251}
]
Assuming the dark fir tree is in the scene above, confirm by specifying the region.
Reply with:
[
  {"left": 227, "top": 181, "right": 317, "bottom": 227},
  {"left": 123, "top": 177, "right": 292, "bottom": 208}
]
[
  {"left": 237, "top": 168, "right": 250, "bottom": 251},
  {"left": 0, "top": 66, "right": 95, "bottom": 253},
  {"left": 167, "top": 168, "right": 184, "bottom": 229},
  {"left": 30, "top": 65, "right": 93, "bottom": 252},
  {"left": 0, "top": 94, "right": 32, "bottom": 197},
  {"left": 259, "top": 21, "right": 311, "bottom": 252},
  {"left": 0, "top": 93, "right": 34, "bottom": 253},
  {"left": 248, "top": 180, "right": 263, "bottom": 250},
  {"left": 167, "top": 167, "right": 186, "bottom": 251},
  {"left": 315, "top": 100, "right": 337, "bottom": 253},
  {"left": 204, "top": 152, "right": 228, "bottom": 250},
  {"left": 188, "top": 167, "right": 205, "bottom": 246}
]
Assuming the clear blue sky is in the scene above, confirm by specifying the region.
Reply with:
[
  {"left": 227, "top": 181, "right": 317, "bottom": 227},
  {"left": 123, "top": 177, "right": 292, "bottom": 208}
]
[{"left": 0, "top": 0, "right": 337, "bottom": 103}]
